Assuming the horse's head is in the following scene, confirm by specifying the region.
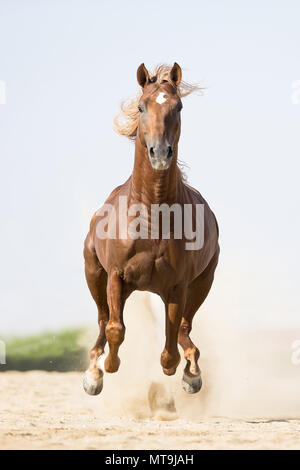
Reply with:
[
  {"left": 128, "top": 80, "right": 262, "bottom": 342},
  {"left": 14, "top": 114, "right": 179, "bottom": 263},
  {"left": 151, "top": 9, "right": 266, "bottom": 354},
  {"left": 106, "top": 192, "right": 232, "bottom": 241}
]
[{"left": 136, "top": 62, "right": 183, "bottom": 171}]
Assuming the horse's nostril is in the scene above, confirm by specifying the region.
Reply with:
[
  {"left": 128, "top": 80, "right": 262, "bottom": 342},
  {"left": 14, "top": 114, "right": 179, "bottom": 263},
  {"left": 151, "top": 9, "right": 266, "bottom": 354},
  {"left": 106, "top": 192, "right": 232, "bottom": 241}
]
[
  {"left": 167, "top": 146, "right": 173, "bottom": 158},
  {"left": 150, "top": 147, "right": 155, "bottom": 157}
]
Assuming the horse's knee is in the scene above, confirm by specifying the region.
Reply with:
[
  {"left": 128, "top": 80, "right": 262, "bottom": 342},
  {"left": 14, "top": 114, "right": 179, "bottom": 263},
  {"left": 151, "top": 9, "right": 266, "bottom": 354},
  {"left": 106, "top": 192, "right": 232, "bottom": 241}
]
[
  {"left": 105, "top": 321, "right": 125, "bottom": 345},
  {"left": 161, "top": 348, "right": 180, "bottom": 376}
]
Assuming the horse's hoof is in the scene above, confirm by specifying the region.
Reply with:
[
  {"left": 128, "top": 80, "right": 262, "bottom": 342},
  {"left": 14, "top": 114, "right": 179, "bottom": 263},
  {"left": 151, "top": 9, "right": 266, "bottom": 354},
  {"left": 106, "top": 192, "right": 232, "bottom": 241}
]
[
  {"left": 83, "top": 369, "right": 103, "bottom": 396},
  {"left": 182, "top": 372, "right": 202, "bottom": 394}
]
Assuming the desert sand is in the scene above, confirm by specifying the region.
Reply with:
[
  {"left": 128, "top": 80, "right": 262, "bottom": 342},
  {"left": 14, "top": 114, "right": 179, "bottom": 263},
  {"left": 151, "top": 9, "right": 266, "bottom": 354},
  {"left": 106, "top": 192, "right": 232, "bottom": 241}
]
[
  {"left": 1, "top": 292, "right": 300, "bottom": 450},
  {"left": 1, "top": 371, "right": 300, "bottom": 450}
]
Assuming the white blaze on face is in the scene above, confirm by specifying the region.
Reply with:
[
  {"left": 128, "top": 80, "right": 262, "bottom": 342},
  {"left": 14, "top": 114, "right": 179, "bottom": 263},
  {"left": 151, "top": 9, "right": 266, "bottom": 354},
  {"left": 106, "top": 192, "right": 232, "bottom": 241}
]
[{"left": 156, "top": 92, "right": 167, "bottom": 104}]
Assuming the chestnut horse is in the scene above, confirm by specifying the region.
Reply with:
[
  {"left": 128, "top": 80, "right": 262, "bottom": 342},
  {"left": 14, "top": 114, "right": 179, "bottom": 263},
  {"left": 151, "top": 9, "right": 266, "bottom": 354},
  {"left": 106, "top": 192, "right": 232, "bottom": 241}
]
[{"left": 83, "top": 63, "right": 219, "bottom": 396}]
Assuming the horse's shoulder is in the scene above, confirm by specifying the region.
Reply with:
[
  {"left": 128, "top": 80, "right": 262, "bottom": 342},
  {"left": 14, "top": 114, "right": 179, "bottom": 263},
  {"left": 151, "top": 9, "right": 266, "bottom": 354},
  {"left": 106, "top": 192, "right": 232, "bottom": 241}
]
[
  {"left": 88, "top": 178, "right": 131, "bottom": 236},
  {"left": 182, "top": 181, "right": 219, "bottom": 236},
  {"left": 182, "top": 181, "right": 206, "bottom": 204},
  {"left": 105, "top": 177, "right": 131, "bottom": 204}
]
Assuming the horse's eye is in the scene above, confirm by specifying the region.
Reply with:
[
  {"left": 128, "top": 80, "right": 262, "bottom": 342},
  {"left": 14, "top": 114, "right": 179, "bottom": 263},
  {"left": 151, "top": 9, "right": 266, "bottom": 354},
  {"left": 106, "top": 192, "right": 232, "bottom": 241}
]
[
  {"left": 177, "top": 102, "right": 183, "bottom": 112},
  {"left": 138, "top": 105, "right": 143, "bottom": 113}
]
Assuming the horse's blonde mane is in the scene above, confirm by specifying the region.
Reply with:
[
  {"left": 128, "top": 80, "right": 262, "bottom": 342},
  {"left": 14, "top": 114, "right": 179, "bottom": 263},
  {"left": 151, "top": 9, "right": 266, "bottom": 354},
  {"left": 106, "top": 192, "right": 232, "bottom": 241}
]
[{"left": 113, "top": 64, "right": 202, "bottom": 141}]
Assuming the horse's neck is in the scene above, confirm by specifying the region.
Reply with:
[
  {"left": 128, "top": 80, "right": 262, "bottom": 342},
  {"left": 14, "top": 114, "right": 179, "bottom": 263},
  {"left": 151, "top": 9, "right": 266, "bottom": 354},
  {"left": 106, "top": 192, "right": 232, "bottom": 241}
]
[{"left": 130, "top": 136, "right": 181, "bottom": 206}]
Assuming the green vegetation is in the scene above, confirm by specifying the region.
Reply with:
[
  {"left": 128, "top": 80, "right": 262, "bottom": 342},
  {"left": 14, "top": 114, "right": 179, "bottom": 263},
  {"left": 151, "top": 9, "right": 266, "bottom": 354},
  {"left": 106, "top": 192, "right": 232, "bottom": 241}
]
[{"left": 1, "top": 328, "right": 89, "bottom": 372}]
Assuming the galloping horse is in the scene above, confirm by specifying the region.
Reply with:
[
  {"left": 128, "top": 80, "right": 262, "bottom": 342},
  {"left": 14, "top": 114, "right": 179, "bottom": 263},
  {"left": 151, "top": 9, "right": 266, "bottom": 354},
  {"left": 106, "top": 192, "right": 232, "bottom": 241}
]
[{"left": 83, "top": 63, "right": 219, "bottom": 396}]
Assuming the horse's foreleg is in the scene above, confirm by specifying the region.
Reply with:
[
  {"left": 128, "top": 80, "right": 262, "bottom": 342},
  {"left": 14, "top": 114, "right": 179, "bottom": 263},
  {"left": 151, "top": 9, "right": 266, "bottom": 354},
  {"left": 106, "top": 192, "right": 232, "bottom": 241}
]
[
  {"left": 179, "top": 249, "right": 219, "bottom": 393},
  {"left": 161, "top": 285, "right": 186, "bottom": 376},
  {"left": 178, "top": 315, "right": 201, "bottom": 394},
  {"left": 105, "top": 270, "right": 125, "bottom": 373},
  {"left": 83, "top": 236, "right": 108, "bottom": 395},
  {"left": 83, "top": 308, "right": 107, "bottom": 395}
]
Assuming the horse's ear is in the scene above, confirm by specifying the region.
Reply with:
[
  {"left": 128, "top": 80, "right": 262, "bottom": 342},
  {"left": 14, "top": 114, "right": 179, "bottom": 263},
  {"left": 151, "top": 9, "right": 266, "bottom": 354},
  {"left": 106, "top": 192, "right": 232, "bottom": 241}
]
[
  {"left": 170, "top": 62, "right": 182, "bottom": 86},
  {"left": 137, "top": 63, "right": 150, "bottom": 88}
]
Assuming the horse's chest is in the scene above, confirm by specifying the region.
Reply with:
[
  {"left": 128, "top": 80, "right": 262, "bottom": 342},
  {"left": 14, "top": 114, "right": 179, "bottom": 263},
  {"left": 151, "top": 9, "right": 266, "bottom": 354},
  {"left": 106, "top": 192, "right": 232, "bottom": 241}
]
[{"left": 122, "top": 248, "right": 179, "bottom": 291}]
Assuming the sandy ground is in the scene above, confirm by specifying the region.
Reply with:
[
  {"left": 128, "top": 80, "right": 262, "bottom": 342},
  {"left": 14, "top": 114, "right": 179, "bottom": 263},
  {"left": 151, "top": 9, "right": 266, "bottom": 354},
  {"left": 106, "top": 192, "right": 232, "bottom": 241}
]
[
  {"left": 0, "top": 371, "right": 299, "bottom": 450},
  {"left": 1, "top": 293, "right": 300, "bottom": 450}
]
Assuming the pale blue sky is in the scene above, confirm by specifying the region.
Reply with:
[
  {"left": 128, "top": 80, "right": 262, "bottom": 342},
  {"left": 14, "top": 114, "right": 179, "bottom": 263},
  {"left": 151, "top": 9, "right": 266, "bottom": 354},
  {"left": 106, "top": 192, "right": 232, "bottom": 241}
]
[{"left": 0, "top": 0, "right": 300, "bottom": 334}]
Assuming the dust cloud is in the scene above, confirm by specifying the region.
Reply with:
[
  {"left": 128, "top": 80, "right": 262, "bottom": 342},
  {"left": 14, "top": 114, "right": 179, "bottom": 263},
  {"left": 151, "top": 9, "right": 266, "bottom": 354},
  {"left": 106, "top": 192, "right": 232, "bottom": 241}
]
[{"left": 84, "top": 291, "right": 300, "bottom": 421}]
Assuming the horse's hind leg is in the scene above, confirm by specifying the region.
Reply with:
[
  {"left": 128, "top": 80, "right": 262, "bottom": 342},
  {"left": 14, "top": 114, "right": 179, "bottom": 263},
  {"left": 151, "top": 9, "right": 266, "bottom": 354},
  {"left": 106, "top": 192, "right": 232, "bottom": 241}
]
[
  {"left": 83, "top": 235, "right": 109, "bottom": 395},
  {"left": 179, "top": 249, "right": 219, "bottom": 394}
]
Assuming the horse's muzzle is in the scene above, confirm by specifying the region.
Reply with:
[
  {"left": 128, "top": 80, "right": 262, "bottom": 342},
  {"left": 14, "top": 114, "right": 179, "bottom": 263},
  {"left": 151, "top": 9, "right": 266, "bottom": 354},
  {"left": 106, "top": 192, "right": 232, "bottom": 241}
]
[{"left": 148, "top": 143, "right": 173, "bottom": 170}]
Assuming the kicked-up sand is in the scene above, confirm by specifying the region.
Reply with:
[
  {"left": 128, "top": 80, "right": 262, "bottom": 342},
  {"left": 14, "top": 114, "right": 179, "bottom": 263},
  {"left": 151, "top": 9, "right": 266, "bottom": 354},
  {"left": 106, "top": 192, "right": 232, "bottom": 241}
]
[
  {"left": 1, "top": 292, "right": 300, "bottom": 450},
  {"left": 0, "top": 371, "right": 300, "bottom": 450}
]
